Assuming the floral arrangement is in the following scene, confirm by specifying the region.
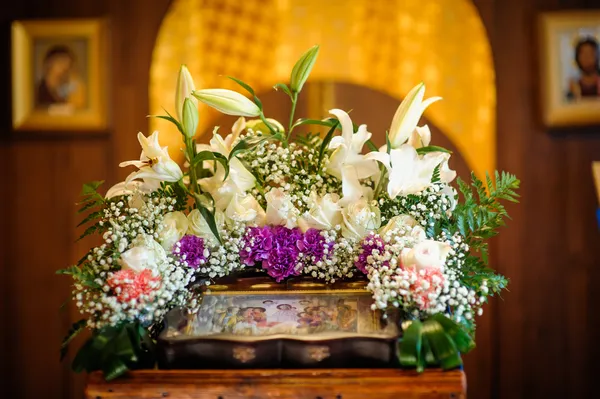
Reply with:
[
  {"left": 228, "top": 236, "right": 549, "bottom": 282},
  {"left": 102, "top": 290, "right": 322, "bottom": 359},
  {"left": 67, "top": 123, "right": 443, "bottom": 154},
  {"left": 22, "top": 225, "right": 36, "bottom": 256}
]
[{"left": 59, "top": 46, "right": 519, "bottom": 379}]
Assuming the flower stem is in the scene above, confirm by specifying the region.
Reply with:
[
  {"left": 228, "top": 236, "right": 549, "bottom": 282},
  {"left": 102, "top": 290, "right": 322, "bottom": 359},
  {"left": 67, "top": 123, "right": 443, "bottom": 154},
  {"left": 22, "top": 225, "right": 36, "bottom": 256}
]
[
  {"left": 287, "top": 92, "right": 298, "bottom": 143},
  {"left": 184, "top": 137, "right": 202, "bottom": 208},
  {"left": 373, "top": 164, "right": 387, "bottom": 199}
]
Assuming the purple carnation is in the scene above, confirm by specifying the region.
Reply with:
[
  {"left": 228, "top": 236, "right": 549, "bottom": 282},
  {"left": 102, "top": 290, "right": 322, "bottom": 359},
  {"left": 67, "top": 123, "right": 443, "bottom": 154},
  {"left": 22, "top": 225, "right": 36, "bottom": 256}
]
[
  {"left": 271, "top": 226, "right": 303, "bottom": 249},
  {"left": 297, "top": 228, "right": 329, "bottom": 261},
  {"left": 262, "top": 247, "right": 300, "bottom": 282},
  {"left": 240, "top": 226, "right": 273, "bottom": 266},
  {"left": 174, "top": 235, "right": 207, "bottom": 269},
  {"left": 355, "top": 234, "right": 387, "bottom": 274},
  {"left": 261, "top": 226, "right": 303, "bottom": 282}
]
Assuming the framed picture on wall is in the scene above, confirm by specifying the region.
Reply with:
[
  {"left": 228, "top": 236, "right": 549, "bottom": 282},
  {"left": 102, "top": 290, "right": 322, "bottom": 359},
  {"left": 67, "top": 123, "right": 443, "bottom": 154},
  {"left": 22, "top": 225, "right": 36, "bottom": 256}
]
[
  {"left": 11, "top": 19, "right": 108, "bottom": 131},
  {"left": 539, "top": 11, "right": 600, "bottom": 127}
]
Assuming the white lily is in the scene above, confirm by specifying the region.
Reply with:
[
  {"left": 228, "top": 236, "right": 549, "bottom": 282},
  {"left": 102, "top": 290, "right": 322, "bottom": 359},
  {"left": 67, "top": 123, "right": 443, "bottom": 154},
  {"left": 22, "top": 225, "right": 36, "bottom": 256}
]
[
  {"left": 119, "top": 131, "right": 183, "bottom": 184},
  {"left": 388, "top": 83, "right": 441, "bottom": 148},
  {"left": 326, "top": 109, "right": 379, "bottom": 205},
  {"left": 365, "top": 144, "right": 456, "bottom": 198},
  {"left": 197, "top": 118, "right": 256, "bottom": 210}
]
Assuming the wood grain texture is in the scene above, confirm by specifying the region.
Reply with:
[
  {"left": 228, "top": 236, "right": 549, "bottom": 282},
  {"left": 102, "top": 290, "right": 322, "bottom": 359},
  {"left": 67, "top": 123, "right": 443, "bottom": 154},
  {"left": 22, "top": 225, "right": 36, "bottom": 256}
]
[{"left": 85, "top": 369, "right": 466, "bottom": 399}]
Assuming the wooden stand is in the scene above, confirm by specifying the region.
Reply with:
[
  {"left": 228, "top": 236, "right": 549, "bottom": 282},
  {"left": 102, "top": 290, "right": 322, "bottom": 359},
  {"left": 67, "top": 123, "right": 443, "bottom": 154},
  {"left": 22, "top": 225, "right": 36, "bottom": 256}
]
[{"left": 85, "top": 369, "right": 467, "bottom": 399}]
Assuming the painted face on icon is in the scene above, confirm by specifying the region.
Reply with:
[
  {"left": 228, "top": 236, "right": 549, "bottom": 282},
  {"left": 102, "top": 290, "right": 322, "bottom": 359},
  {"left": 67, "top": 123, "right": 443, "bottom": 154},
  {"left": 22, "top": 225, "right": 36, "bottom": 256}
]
[{"left": 578, "top": 43, "right": 598, "bottom": 74}]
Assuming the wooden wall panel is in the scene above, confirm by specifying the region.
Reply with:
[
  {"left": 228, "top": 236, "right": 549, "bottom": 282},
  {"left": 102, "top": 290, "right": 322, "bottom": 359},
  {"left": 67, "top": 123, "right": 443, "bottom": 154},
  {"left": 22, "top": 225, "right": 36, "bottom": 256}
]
[{"left": 2, "top": 0, "right": 600, "bottom": 398}]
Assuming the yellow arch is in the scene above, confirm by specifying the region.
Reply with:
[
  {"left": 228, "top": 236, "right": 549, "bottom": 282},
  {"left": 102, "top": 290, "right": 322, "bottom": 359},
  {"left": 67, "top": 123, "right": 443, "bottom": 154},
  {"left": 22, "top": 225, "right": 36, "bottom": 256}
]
[{"left": 150, "top": 0, "right": 495, "bottom": 178}]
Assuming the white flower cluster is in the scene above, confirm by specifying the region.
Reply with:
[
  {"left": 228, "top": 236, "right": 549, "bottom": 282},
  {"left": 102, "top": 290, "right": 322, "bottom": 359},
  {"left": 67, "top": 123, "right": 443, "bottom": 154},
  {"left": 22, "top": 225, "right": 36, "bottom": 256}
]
[
  {"left": 240, "top": 133, "right": 339, "bottom": 213},
  {"left": 366, "top": 229, "right": 487, "bottom": 322},
  {"left": 200, "top": 221, "right": 247, "bottom": 279},
  {"left": 301, "top": 228, "right": 355, "bottom": 283},
  {"left": 379, "top": 183, "right": 456, "bottom": 226},
  {"left": 73, "top": 193, "right": 197, "bottom": 329}
]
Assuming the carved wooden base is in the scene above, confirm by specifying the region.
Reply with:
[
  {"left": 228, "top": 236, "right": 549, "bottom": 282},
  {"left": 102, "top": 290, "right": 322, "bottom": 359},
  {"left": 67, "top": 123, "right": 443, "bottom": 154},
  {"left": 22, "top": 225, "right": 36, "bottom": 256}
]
[{"left": 85, "top": 369, "right": 466, "bottom": 399}]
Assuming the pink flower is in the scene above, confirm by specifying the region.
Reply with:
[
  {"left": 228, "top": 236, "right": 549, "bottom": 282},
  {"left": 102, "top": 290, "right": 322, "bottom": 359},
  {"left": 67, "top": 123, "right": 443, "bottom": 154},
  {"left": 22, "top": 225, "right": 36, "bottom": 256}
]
[
  {"left": 107, "top": 269, "right": 161, "bottom": 302},
  {"left": 407, "top": 267, "right": 445, "bottom": 311}
]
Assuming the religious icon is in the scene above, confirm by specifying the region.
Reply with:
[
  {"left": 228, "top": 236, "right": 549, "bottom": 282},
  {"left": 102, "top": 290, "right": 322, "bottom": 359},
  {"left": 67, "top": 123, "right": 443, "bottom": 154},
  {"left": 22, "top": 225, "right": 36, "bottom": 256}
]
[
  {"left": 11, "top": 19, "right": 108, "bottom": 131},
  {"left": 35, "top": 44, "right": 87, "bottom": 111},
  {"left": 566, "top": 37, "right": 600, "bottom": 100},
  {"left": 539, "top": 11, "right": 600, "bottom": 126}
]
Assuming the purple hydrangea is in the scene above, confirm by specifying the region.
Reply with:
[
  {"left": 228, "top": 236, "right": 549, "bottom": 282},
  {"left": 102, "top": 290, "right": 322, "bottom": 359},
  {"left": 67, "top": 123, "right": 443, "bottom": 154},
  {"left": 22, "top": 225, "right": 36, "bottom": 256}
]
[
  {"left": 355, "top": 234, "right": 387, "bottom": 274},
  {"left": 240, "top": 226, "right": 273, "bottom": 266},
  {"left": 261, "top": 226, "right": 303, "bottom": 282},
  {"left": 297, "top": 228, "right": 329, "bottom": 261},
  {"left": 174, "top": 235, "right": 207, "bottom": 269}
]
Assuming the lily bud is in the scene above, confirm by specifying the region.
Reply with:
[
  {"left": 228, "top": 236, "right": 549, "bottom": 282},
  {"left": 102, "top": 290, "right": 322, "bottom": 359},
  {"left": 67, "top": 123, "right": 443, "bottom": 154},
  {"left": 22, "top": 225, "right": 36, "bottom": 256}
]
[
  {"left": 388, "top": 83, "right": 441, "bottom": 148},
  {"left": 290, "top": 45, "right": 320, "bottom": 93},
  {"left": 175, "top": 65, "right": 197, "bottom": 122},
  {"left": 182, "top": 97, "right": 199, "bottom": 138},
  {"left": 192, "top": 89, "right": 261, "bottom": 117}
]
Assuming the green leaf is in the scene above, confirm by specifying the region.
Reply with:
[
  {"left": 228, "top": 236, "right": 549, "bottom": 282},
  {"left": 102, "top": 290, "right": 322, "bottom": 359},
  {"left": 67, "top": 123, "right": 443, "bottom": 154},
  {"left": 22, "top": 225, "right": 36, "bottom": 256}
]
[
  {"left": 78, "top": 222, "right": 102, "bottom": 241},
  {"left": 71, "top": 339, "right": 94, "bottom": 373},
  {"left": 253, "top": 95, "right": 263, "bottom": 111},
  {"left": 317, "top": 121, "right": 340, "bottom": 171},
  {"left": 398, "top": 320, "right": 423, "bottom": 368},
  {"left": 77, "top": 210, "right": 103, "bottom": 228},
  {"left": 228, "top": 76, "right": 255, "bottom": 96},
  {"left": 198, "top": 205, "right": 222, "bottom": 244},
  {"left": 416, "top": 145, "right": 452, "bottom": 155},
  {"left": 149, "top": 109, "right": 186, "bottom": 135},
  {"left": 292, "top": 117, "right": 337, "bottom": 130},
  {"left": 228, "top": 133, "right": 283, "bottom": 161},
  {"left": 273, "top": 82, "right": 292, "bottom": 98},
  {"left": 182, "top": 97, "right": 199, "bottom": 139},
  {"left": 77, "top": 199, "right": 102, "bottom": 214},
  {"left": 290, "top": 45, "right": 320, "bottom": 93},
  {"left": 421, "top": 334, "right": 439, "bottom": 367},
  {"left": 385, "top": 132, "right": 392, "bottom": 154},
  {"left": 192, "top": 151, "right": 230, "bottom": 180},
  {"left": 80, "top": 181, "right": 104, "bottom": 196},
  {"left": 422, "top": 318, "right": 462, "bottom": 370},
  {"left": 103, "top": 358, "right": 129, "bottom": 381},
  {"left": 431, "top": 314, "right": 476, "bottom": 354},
  {"left": 60, "top": 319, "right": 87, "bottom": 361}
]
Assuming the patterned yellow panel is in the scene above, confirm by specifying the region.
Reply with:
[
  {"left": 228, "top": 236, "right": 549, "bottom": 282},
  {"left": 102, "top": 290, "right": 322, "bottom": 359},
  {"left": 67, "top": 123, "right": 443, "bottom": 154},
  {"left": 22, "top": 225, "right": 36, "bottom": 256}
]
[{"left": 149, "top": 0, "right": 495, "bottom": 178}]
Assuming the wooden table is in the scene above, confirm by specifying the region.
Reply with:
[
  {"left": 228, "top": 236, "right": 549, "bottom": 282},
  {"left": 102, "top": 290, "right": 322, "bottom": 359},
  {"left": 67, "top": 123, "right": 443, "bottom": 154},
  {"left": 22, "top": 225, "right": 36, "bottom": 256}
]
[{"left": 85, "top": 369, "right": 467, "bottom": 399}]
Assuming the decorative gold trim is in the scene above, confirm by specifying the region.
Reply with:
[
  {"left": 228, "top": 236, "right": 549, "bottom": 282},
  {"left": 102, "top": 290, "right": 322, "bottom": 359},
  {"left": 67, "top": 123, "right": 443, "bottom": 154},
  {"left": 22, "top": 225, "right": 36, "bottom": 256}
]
[
  {"left": 249, "top": 283, "right": 273, "bottom": 289},
  {"left": 308, "top": 345, "right": 330, "bottom": 362},
  {"left": 232, "top": 346, "right": 256, "bottom": 363},
  {"left": 204, "top": 288, "right": 370, "bottom": 296},
  {"left": 11, "top": 19, "right": 108, "bottom": 131}
]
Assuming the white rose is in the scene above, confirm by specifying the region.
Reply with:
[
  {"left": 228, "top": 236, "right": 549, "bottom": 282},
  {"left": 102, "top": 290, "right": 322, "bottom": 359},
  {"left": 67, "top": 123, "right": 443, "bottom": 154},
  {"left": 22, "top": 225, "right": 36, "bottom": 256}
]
[
  {"left": 119, "top": 234, "right": 167, "bottom": 272},
  {"left": 158, "top": 211, "right": 189, "bottom": 250},
  {"left": 400, "top": 240, "right": 451, "bottom": 271},
  {"left": 265, "top": 188, "right": 300, "bottom": 228},
  {"left": 187, "top": 208, "right": 225, "bottom": 244},
  {"left": 341, "top": 198, "right": 381, "bottom": 240},
  {"left": 379, "top": 214, "right": 426, "bottom": 241},
  {"left": 225, "top": 192, "right": 266, "bottom": 225},
  {"left": 298, "top": 193, "right": 343, "bottom": 232}
]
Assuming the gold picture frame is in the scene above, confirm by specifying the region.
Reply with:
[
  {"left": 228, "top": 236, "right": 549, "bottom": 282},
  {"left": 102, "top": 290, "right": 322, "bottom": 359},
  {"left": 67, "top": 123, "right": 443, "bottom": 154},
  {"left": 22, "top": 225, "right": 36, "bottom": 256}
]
[
  {"left": 539, "top": 11, "right": 600, "bottom": 127},
  {"left": 11, "top": 19, "right": 108, "bottom": 131}
]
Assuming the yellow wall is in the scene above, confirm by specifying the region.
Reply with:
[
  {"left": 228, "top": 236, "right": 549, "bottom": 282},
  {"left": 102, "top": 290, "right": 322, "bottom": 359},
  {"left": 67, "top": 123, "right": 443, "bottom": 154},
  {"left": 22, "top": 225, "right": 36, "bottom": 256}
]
[{"left": 150, "top": 0, "right": 495, "bottom": 178}]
